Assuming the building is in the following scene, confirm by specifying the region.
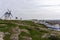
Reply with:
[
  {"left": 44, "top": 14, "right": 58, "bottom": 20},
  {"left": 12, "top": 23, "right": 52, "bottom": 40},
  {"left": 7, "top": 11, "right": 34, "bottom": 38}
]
[
  {"left": 39, "top": 20, "right": 60, "bottom": 31},
  {"left": 31, "top": 19, "right": 39, "bottom": 23}
]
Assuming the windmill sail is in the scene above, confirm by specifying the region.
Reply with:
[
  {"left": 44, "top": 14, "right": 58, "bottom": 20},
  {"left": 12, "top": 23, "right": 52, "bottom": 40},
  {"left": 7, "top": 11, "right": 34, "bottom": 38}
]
[{"left": 1, "top": 9, "right": 13, "bottom": 20}]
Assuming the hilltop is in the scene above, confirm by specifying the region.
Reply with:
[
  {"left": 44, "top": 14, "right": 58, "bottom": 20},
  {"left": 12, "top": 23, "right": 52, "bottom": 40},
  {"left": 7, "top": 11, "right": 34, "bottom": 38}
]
[{"left": 0, "top": 20, "right": 60, "bottom": 40}]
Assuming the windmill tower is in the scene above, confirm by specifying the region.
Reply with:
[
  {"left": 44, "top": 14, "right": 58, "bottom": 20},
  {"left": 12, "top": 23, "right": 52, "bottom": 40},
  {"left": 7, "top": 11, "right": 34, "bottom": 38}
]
[{"left": 1, "top": 9, "right": 13, "bottom": 20}]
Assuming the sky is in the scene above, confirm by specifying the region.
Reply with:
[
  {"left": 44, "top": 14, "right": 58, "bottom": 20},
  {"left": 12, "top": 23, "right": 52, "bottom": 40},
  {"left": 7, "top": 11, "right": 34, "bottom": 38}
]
[{"left": 0, "top": 0, "right": 60, "bottom": 20}]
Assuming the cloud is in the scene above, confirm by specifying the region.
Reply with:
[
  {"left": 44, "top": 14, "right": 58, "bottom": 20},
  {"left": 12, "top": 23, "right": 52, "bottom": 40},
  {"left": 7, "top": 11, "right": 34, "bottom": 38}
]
[
  {"left": 0, "top": 0, "right": 60, "bottom": 20},
  {"left": 35, "top": 5, "right": 60, "bottom": 7}
]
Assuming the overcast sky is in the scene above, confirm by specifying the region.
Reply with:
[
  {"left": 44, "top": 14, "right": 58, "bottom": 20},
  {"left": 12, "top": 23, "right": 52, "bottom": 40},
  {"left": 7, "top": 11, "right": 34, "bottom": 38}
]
[{"left": 0, "top": 0, "right": 60, "bottom": 20}]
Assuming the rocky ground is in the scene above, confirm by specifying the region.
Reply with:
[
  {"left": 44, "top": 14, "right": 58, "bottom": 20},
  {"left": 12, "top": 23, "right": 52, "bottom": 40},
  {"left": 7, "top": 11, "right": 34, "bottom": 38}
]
[{"left": 0, "top": 20, "right": 60, "bottom": 40}]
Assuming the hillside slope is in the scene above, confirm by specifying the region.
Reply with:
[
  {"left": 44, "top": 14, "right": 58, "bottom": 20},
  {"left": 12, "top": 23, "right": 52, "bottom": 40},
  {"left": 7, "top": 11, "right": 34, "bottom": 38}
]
[{"left": 0, "top": 20, "right": 60, "bottom": 40}]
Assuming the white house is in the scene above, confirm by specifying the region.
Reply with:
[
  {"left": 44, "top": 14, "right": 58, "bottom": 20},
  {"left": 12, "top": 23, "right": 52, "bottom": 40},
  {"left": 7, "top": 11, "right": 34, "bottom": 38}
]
[
  {"left": 39, "top": 21, "right": 60, "bottom": 31},
  {"left": 45, "top": 23, "right": 60, "bottom": 31},
  {"left": 53, "top": 24, "right": 60, "bottom": 31}
]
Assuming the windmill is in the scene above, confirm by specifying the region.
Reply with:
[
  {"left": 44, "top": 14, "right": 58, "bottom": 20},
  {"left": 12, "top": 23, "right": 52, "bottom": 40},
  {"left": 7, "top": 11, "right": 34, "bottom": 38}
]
[{"left": 1, "top": 9, "right": 13, "bottom": 20}]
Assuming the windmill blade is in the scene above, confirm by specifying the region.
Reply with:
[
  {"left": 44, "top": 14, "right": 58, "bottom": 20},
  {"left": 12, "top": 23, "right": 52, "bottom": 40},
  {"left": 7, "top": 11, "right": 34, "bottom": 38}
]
[
  {"left": 0, "top": 14, "right": 4, "bottom": 18},
  {"left": 7, "top": 9, "right": 11, "bottom": 13},
  {"left": 0, "top": 12, "right": 7, "bottom": 19},
  {"left": 7, "top": 9, "right": 9, "bottom": 13},
  {"left": 7, "top": 9, "right": 10, "bottom": 12},
  {"left": 7, "top": 9, "right": 13, "bottom": 17},
  {"left": 10, "top": 14, "right": 13, "bottom": 17}
]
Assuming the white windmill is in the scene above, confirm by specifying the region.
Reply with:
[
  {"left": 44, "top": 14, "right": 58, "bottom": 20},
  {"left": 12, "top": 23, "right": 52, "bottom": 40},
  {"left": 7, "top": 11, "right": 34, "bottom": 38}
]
[{"left": 1, "top": 9, "right": 13, "bottom": 20}]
